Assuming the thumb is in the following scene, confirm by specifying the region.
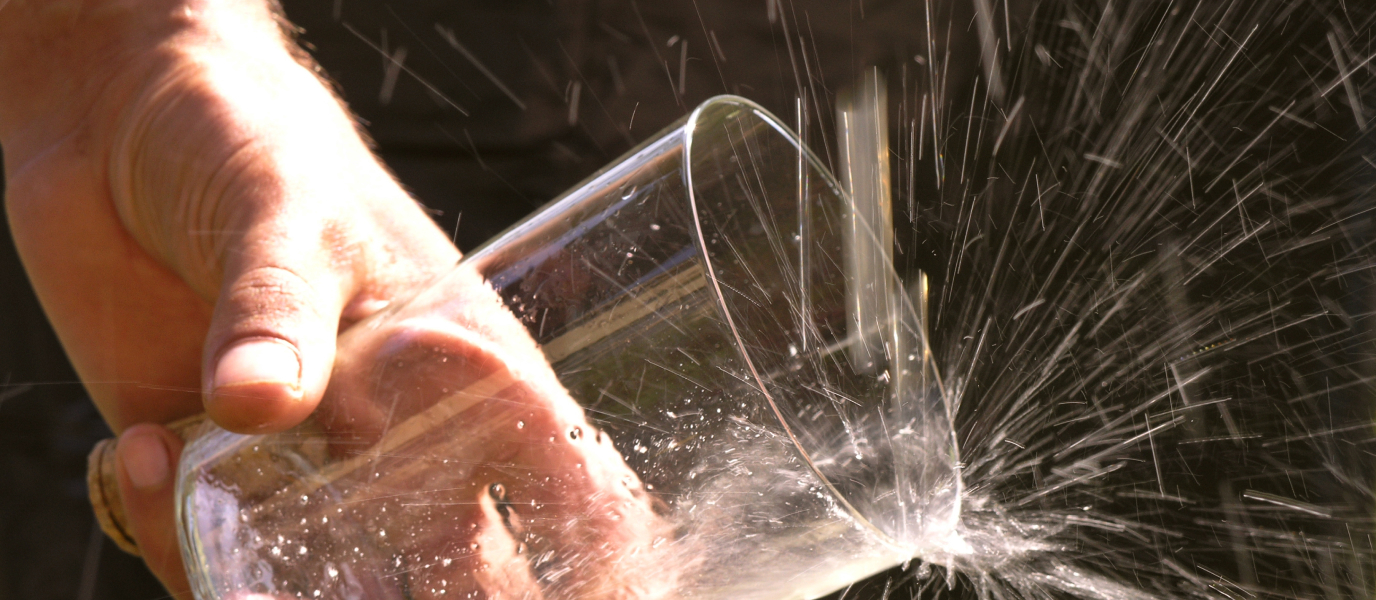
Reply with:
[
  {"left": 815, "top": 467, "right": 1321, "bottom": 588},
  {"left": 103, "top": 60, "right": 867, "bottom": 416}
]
[
  {"left": 115, "top": 424, "right": 192, "bottom": 598},
  {"left": 203, "top": 246, "right": 348, "bottom": 433}
]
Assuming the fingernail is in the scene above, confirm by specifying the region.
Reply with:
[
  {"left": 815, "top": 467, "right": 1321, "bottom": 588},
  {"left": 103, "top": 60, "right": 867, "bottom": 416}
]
[
  {"left": 120, "top": 431, "right": 170, "bottom": 491},
  {"left": 213, "top": 338, "right": 302, "bottom": 395}
]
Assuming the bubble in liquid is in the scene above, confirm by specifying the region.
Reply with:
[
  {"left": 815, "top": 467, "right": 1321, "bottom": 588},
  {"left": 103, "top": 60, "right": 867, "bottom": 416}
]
[{"left": 489, "top": 482, "right": 507, "bottom": 502}]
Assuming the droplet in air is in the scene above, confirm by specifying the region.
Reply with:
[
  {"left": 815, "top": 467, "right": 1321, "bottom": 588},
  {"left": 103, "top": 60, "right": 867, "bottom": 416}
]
[
  {"left": 516, "top": 420, "right": 525, "bottom": 429},
  {"left": 568, "top": 426, "right": 583, "bottom": 440}
]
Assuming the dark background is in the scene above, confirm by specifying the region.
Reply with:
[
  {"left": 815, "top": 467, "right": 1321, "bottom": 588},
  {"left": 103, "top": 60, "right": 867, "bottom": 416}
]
[{"left": 0, "top": 2, "right": 953, "bottom": 598}]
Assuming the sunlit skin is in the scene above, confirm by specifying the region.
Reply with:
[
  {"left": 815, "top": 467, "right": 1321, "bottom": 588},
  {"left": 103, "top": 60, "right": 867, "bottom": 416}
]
[{"left": 0, "top": 0, "right": 666, "bottom": 597}]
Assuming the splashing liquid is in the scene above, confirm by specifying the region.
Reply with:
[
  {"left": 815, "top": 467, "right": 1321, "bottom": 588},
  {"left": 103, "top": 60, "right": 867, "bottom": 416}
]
[{"left": 820, "top": 1, "right": 1376, "bottom": 598}]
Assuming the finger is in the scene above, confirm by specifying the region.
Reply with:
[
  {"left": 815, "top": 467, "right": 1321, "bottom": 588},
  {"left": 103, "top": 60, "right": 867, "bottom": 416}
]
[
  {"left": 356, "top": 321, "right": 674, "bottom": 597},
  {"left": 201, "top": 218, "right": 352, "bottom": 433},
  {"left": 404, "top": 486, "right": 543, "bottom": 600},
  {"left": 200, "top": 260, "right": 335, "bottom": 434},
  {"left": 494, "top": 384, "right": 676, "bottom": 598},
  {"left": 316, "top": 317, "right": 544, "bottom": 444},
  {"left": 115, "top": 423, "right": 192, "bottom": 598},
  {"left": 200, "top": 199, "right": 458, "bottom": 434}
]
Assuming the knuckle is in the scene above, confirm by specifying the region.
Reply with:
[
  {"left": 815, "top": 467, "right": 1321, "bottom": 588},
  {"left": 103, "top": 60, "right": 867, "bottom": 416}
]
[{"left": 220, "top": 265, "right": 327, "bottom": 323}]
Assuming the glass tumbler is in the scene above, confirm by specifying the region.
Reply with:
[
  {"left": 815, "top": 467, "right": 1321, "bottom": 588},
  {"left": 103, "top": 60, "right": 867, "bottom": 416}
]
[{"left": 174, "top": 96, "right": 962, "bottom": 600}]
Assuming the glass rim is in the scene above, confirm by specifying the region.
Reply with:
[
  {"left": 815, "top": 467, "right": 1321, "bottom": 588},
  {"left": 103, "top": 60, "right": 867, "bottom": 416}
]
[{"left": 683, "top": 95, "right": 903, "bottom": 547}]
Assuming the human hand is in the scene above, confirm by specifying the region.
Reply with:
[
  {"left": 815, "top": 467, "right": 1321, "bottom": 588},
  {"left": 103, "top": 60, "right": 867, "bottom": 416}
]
[
  {"left": 110, "top": 313, "right": 676, "bottom": 599},
  {"left": 1, "top": 1, "right": 672, "bottom": 596},
  {"left": 0, "top": 0, "right": 453, "bottom": 590},
  {"left": 0, "top": 0, "right": 459, "bottom": 435}
]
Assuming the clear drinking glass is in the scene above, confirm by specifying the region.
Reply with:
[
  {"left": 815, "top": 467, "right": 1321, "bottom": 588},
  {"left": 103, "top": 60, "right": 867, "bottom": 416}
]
[{"left": 175, "top": 96, "right": 961, "bottom": 600}]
